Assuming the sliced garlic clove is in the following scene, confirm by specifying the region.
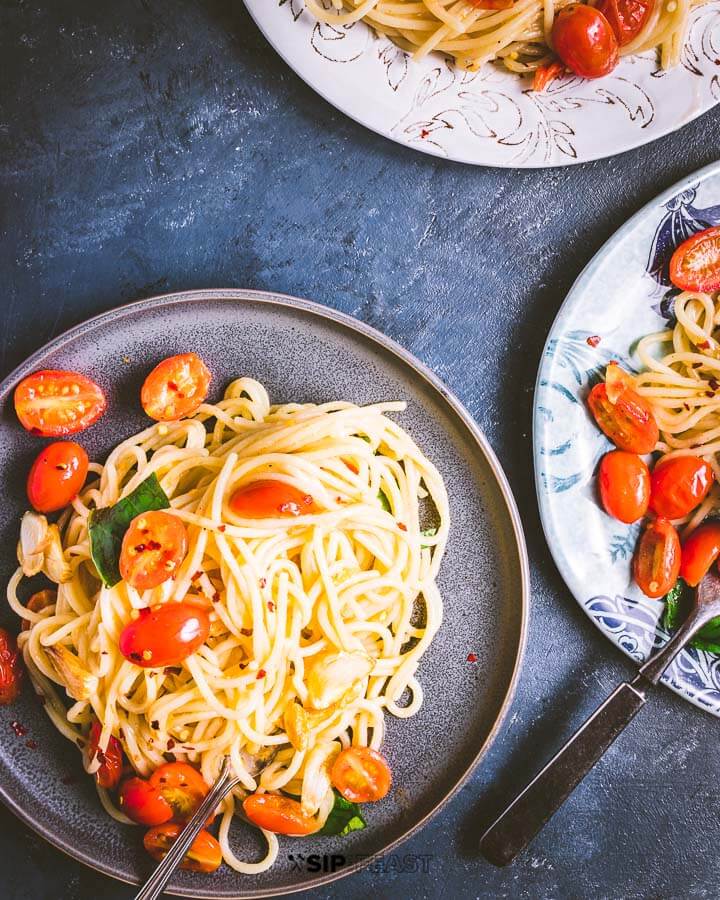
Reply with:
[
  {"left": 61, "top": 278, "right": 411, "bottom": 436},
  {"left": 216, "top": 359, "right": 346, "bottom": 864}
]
[
  {"left": 42, "top": 524, "right": 72, "bottom": 584},
  {"left": 45, "top": 645, "right": 98, "bottom": 701},
  {"left": 18, "top": 511, "right": 49, "bottom": 576},
  {"left": 301, "top": 741, "right": 338, "bottom": 817},
  {"left": 284, "top": 701, "right": 310, "bottom": 752},
  {"left": 306, "top": 650, "right": 373, "bottom": 711}
]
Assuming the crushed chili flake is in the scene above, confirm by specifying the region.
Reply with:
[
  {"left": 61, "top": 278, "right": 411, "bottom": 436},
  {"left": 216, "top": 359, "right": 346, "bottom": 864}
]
[
  {"left": 218, "top": 524, "right": 226, "bottom": 533},
  {"left": 191, "top": 571, "right": 203, "bottom": 581},
  {"left": 586, "top": 335, "right": 601, "bottom": 347},
  {"left": 706, "top": 391, "right": 715, "bottom": 398},
  {"left": 167, "top": 738, "right": 176, "bottom": 750},
  {"left": 259, "top": 578, "right": 267, "bottom": 589},
  {"left": 212, "top": 592, "right": 220, "bottom": 603},
  {"left": 267, "top": 601, "right": 275, "bottom": 612},
  {"left": 398, "top": 523, "right": 407, "bottom": 532},
  {"left": 698, "top": 340, "right": 711, "bottom": 349},
  {"left": 256, "top": 669, "right": 266, "bottom": 679},
  {"left": 684, "top": 403, "right": 691, "bottom": 411},
  {"left": 25, "top": 739, "right": 37, "bottom": 750},
  {"left": 151, "top": 720, "right": 160, "bottom": 730},
  {"left": 239, "top": 662, "right": 247, "bottom": 670},
  {"left": 420, "top": 128, "right": 430, "bottom": 138},
  {"left": 710, "top": 378, "right": 720, "bottom": 391},
  {"left": 241, "top": 627, "right": 253, "bottom": 637},
  {"left": 10, "top": 721, "right": 27, "bottom": 737},
  {"left": 466, "top": 653, "right": 478, "bottom": 663}
]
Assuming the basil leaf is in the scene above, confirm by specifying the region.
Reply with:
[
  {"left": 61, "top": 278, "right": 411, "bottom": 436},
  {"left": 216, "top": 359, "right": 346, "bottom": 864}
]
[
  {"left": 662, "top": 578, "right": 686, "bottom": 632},
  {"left": 663, "top": 578, "right": 720, "bottom": 651},
  {"left": 378, "top": 489, "right": 392, "bottom": 513},
  {"left": 318, "top": 790, "right": 366, "bottom": 837},
  {"left": 89, "top": 474, "right": 170, "bottom": 587}
]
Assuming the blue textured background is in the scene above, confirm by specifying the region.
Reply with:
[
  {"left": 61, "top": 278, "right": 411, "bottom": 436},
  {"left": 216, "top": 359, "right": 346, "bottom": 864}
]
[{"left": 2, "top": 2, "right": 720, "bottom": 898}]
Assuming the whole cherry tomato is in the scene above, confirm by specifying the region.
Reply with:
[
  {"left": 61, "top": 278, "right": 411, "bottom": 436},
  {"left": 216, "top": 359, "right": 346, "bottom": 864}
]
[
  {"left": 143, "top": 823, "right": 222, "bottom": 872},
  {"left": 119, "top": 603, "right": 210, "bottom": 668},
  {"left": 26, "top": 441, "right": 89, "bottom": 513},
  {"left": 595, "top": 0, "right": 654, "bottom": 45},
  {"left": 0, "top": 628, "right": 22, "bottom": 704},
  {"left": 149, "top": 762, "right": 213, "bottom": 823},
  {"left": 141, "top": 353, "right": 211, "bottom": 422},
  {"left": 552, "top": 4, "right": 619, "bottom": 78},
  {"left": 14, "top": 370, "right": 106, "bottom": 437},
  {"left": 587, "top": 383, "right": 658, "bottom": 454},
  {"left": 119, "top": 511, "right": 188, "bottom": 590},
  {"left": 229, "top": 480, "right": 317, "bottom": 519},
  {"left": 243, "top": 794, "right": 319, "bottom": 836},
  {"left": 680, "top": 521, "right": 720, "bottom": 587},
  {"left": 118, "top": 776, "right": 173, "bottom": 826},
  {"left": 598, "top": 451, "right": 650, "bottom": 523},
  {"left": 633, "top": 518, "right": 681, "bottom": 599},
  {"left": 331, "top": 747, "right": 392, "bottom": 803},
  {"left": 669, "top": 226, "right": 720, "bottom": 293},
  {"left": 86, "top": 720, "right": 124, "bottom": 790},
  {"left": 649, "top": 456, "right": 714, "bottom": 520}
]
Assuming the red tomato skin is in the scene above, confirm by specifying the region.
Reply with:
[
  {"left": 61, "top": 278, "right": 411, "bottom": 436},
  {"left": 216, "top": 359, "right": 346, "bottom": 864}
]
[
  {"left": 119, "top": 604, "right": 210, "bottom": 668},
  {"left": 243, "top": 793, "right": 319, "bottom": 836},
  {"left": 143, "top": 823, "right": 222, "bottom": 872},
  {"left": 149, "top": 762, "right": 213, "bottom": 823},
  {"left": 633, "top": 518, "right": 681, "bottom": 599},
  {"left": 119, "top": 510, "right": 188, "bottom": 591},
  {"left": 587, "top": 383, "right": 659, "bottom": 454},
  {"left": 598, "top": 451, "right": 650, "bottom": 523},
  {"left": 26, "top": 441, "right": 89, "bottom": 513},
  {"left": 649, "top": 456, "right": 714, "bottom": 520},
  {"left": 669, "top": 226, "right": 720, "bottom": 293},
  {"left": 0, "top": 629, "right": 22, "bottom": 705},
  {"left": 330, "top": 747, "right": 392, "bottom": 803},
  {"left": 552, "top": 5, "right": 619, "bottom": 78},
  {"left": 229, "top": 480, "right": 317, "bottom": 519},
  {"left": 680, "top": 522, "right": 720, "bottom": 587},
  {"left": 14, "top": 370, "right": 106, "bottom": 437},
  {"left": 595, "top": 0, "right": 653, "bottom": 45},
  {"left": 21, "top": 589, "right": 56, "bottom": 632},
  {"left": 141, "top": 353, "right": 211, "bottom": 422},
  {"left": 118, "top": 777, "right": 173, "bottom": 826},
  {"left": 87, "top": 720, "right": 124, "bottom": 790}
]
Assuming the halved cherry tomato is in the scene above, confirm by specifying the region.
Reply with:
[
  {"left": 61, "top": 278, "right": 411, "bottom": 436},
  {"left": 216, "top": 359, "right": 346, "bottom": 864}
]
[
  {"left": 149, "top": 762, "right": 213, "bottom": 823},
  {"left": 119, "top": 603, "right": 210, "bottom": 668},
  {"left": 229, "top": 480, "right": 317, "bottom": 519},
  {"left": 680, "top": 521, "right": 720, "bottom": 587},
  {"left": 331, "top": 746, "right": 392, "bottom": 803},
  {"left": 143, "top": 823, "right": 222, "bottom": 873},
  {"left": 595, "top": 0, "right": 654, "bottom": 45},
  {"left": 119, "top": 511, "right": 189, "bottom": 590},
  {"left": 118, "top": 776, "right": 173, "bottom": 826},
  {"left": 26, "top": 441, "right": 89, "bottom": 513},
  {"left": 669, "top": 226, "right": 720, "bottom": 293},
  {"left": 649, "top": 456, "right": 714, "bottom": 520},
  {"left": 242, "top": 793, "right": 319, "bottom": 836},
  {"left": 633, "top": 518, "right": 681, "bottom": 599},
  {"left": 598, "top": 451, "right": 650, "bottom": 523},
  {"left": 532, "top": 60, "right": 566, "bottom": 92},
  {"left": 587, "top": 383, "right": 659, "bottom": 454},
  {"left": 86, "top": 720, "right": 124, "bottom": 790},
  {"left": 21, "top": 589, "right": 56, "bottom": 632},
  {"left": 141, "top": 353, "right": 211, "bottom": 422},
  {"left": 0, "top": 629, "right": 22, "bottom": 705},
  {"left": 14, "top": 370, "right": 106, "bottom": 437},
  {"left": 552, "top": 5, "right": 619, "bottom": 79},
  {"left": 605, "top": 362, "right": 636, "bottom": 403}
]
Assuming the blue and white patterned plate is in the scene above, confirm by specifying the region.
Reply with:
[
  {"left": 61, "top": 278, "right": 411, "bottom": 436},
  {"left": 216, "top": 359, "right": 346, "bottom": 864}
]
[{"left": 534, "top": 161, "right": 720, "bottom": 714}]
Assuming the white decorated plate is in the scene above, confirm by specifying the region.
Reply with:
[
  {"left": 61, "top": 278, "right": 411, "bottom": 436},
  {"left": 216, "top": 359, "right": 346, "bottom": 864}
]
[
  {"left": 535, "top": 161, "right": 720, "bottom": 714},
  {"left": 244, "top": 0, "right": 719, "bottom": 168}
]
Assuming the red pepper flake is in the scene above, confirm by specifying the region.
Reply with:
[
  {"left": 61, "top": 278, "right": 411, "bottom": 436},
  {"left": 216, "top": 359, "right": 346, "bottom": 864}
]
[
  {"left": 212, "top": 592, "right": 220, "bottom": 603},
  {"left": 168, "top": 381, "right": 178, "bottom": 391},
  {"left": 151, "top": 720, "right": 160, "bottom": 730},
  {"left": 420, "top": 128, "right": 430, "bottom": 138},
  {"left": 191, "top": 571, "right": 203, "bottom": 581},
  {"left": 710, "top": 378, "right": 719, "bottom": 391},
  {"left": 466, "top": 653, "right": 478, "bottom": 663},
  {"left": 167, "top": 738, "right": 176, "bottom": 750},
  {"left": 267, "top": 601, "right": 275, "bottom": 612},
  {"left": 241, "top": 627, "right": 253, "bottom": 637},
  {"left": 586, "top": 335, "right": 601, "bottom": 347},
  {"left": 706, "top": 391, "right": 715, "bottom": 398},
  {"left": 239, "top": 662, "right": 247, "bottom": 670},
  {"left": 259, "top": 578, "right": 267, "bottom": 589},
  {"left": 698, "top": 340, "right": 711, "bottom": 349},
  {"left": 684, "top": 403, "right": 691, "bottom": 411},
  {"left": 256, "top": 669, "right": 266, "bottom": 679},
  {"left": 10, "top": 721, "right": 27, "bottom": 737},
  {"left": 25, "top": 739, "right": 37, "bottom": 750},
  {"left": 398, "top": 523, "right": 407, "bottom": 532},
  {"left": 218, "top": 524, "right": 226, "bottom": 533}
]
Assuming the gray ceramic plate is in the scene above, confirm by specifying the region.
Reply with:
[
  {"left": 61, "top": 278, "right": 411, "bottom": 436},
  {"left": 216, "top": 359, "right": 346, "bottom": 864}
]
[{"left": 0, "top": 289, "right": 528, "bottom": 897}]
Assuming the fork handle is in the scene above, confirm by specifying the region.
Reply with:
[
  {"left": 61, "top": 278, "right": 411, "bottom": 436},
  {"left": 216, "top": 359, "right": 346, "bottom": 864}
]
[{"left": 134, "top": 758, "right": 239, "bottom": 900}]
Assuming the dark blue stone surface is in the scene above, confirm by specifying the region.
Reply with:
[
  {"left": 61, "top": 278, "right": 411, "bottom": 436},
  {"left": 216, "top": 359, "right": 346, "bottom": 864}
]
[{"left": 2, "top": 2, "right": 720, "bottom": 898}]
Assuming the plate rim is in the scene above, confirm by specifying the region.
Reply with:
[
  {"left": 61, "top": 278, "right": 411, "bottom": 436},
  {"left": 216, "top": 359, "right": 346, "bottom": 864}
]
[
  {"left": 532, "top": 159, "right": 720, "bottom": 712},
  {"left": 243, "top": 0, "right": 719, "bottom": 170},
  {"left": 0, "top": 288, "right": 530, "bottom": 896}
]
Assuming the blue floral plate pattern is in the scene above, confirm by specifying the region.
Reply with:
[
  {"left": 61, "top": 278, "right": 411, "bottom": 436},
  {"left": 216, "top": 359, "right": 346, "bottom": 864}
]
[{"left": 534, "top": 161, "right": 720, "bottom": 715}]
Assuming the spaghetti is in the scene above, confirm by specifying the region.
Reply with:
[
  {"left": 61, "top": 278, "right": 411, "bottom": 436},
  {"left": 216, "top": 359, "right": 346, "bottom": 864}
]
[
  {"left": 8, "top": 376, "right": 449, "bottom": 873},
  {"left": 305, "top": 0, "right": 706, "bottom": 74}
]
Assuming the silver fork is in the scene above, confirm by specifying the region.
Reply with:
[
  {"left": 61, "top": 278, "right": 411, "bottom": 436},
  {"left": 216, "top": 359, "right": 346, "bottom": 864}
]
[{"left": 134, "top": 751, "right": 275, "bottom": 900}]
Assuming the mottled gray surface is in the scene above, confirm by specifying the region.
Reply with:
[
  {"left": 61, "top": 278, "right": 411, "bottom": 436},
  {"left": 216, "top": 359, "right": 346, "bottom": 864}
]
[{"left": 1, "top": 2, "right": 720, "bottom": 899}]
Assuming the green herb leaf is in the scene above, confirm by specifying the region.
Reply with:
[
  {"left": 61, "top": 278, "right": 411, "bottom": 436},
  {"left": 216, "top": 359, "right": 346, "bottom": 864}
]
[
  {"left": 663, "top": 578, "right": 720, "bottom": 651},
  {"left": 89, "top": 474, "right": 170, "bottom": 587},
  {"left": 420, "top": 526, "right": 438, "bottom": 549},
  {"left": 318, "top": 790, "right": 366, "bottom": 837},
  {"left": 663, "top": 578, "right": 686, "bottom": 633},
  {"left": 378, "top": 489, "right": 392, "bottom": 513}
]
